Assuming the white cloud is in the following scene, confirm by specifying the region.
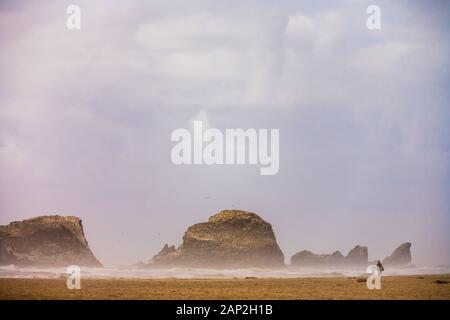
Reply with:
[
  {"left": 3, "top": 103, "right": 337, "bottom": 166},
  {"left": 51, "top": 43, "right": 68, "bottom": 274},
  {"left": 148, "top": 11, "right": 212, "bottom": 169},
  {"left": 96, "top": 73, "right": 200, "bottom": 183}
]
[
  {"left": 285, "top": 9, "right": 347, "bottom": 54},
  {"left": 349, "top": 41, "right": 417, "bottom": 74}
]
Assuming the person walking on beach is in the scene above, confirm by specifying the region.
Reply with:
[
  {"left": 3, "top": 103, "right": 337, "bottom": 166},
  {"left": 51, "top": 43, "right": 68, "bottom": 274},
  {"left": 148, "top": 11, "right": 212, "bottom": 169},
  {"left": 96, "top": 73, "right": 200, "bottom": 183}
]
[{"left": 377, "top": 260, "right": 384, "bottom": 274}]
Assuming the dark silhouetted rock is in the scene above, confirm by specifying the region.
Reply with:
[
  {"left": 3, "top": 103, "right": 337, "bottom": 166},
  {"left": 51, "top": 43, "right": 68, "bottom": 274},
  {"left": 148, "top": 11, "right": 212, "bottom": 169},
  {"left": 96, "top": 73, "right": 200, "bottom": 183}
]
[
  {"left": 150, "top": 210, "right": 284, "bottom": 268},
  {"left": 434, "top": 280, "right": 448, "bottom": 284},
  {"left": 0, "top": 215, "right": 102, "bottom": 267},
  {"left": 382, "top": 242, "right": 412, "bottom": 266}
]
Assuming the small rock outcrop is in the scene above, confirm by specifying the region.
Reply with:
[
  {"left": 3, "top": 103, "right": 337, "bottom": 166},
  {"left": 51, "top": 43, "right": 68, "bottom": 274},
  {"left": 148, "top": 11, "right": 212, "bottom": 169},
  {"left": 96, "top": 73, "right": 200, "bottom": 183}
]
[
  {"left": 151, "top": 244, "right": 176, "bottom": 263},
  {"left": 290, "top": 245, "right": 368, "bottom": 267},
  {"left": 290, "top": 250, "right": 344, "bottom": 266},
  {"left": 290, "top": 250, "right": 321, "bottom": 266},
  {"left": 382, "top": 242, "right": 412, "bottom": 266},
  {"left": 149, "top": 210, "right": 284, "bottom": 268},
  {"left": 0, "top": 215, "right": 102, "bottom": 267}
]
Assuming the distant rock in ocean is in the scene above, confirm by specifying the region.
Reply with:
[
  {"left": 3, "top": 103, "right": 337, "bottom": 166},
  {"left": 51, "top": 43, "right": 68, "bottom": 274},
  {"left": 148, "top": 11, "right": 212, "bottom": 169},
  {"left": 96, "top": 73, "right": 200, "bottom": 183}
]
[
  {"left": 151, "top": 244, "right": 176, "bottom": 263},
  {"left": 0, "top": 215, "right": 102, "bottom": 267},
  {"left": 383, "top": 242, "right": 412, "bottom": 267},
  {"left": 149, "top": 210, "right": 284, "bottom": 268},
  {"left": 344, "top": 245, "right": 368, "bottom": 266},
  {"left": 290, "top": 250, "right": 343, "bottom": 267},
  {"left": 290, "top": 245, "right": 368, "bottom": 267}
]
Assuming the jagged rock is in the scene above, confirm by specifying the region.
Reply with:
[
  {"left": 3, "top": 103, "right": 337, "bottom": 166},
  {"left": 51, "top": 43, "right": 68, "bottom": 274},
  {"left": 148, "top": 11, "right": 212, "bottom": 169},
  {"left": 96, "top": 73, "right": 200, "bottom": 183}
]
[
  {"left": 328, "top": 251, "right": 345, "bottom": 264},
  {"left": 290, "top": 250, "right": 323, "bottom": 266},
  {"left": 151, "top": 244, "right": 176, "bottom": 263},
  {"left": 344, "top": 245, "right": 368, "bottom": 266},
  {"left": 290, "top": 245, "right": 368, "bottom": 267},
  {"left": 0, "top": 215, "right": 102, "bottom": 267},
  {"left": 383, "top": 242, "right": 412, "bottom": 266},
  {"left": 290, "top": 250, "right": 344, "bottom": 266},
  {"left": 150, "top": 210, "right": 284, "bottom": 268}
]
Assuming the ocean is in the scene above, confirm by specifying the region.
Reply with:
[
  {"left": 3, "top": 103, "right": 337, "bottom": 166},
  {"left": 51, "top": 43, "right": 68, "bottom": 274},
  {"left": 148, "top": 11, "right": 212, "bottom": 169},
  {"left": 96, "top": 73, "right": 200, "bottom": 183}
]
[{"left": 1, "top": 264, "right": 449, "bottom": 279}]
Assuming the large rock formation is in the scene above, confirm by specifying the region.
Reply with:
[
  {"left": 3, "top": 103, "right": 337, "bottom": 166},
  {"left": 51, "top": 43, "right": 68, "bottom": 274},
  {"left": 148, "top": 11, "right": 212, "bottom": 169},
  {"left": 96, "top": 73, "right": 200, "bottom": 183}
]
[
  {"left": 290, "top": 245, "right": 368, "bottom": 268},
  {"left": 0, "top": 215, "right": 102, "bottom": 267},
  {"left": 344, "top": 245, "right": 368, "bottom": 266},
  {"left": 382, "top": 242, "right": 412, "bottom": 267},
  {"left": 150, "top": 210, "right": 284, "bottom": 268},
  {"left": 290, "top": 250, "right": 344, "bottom": 267}
]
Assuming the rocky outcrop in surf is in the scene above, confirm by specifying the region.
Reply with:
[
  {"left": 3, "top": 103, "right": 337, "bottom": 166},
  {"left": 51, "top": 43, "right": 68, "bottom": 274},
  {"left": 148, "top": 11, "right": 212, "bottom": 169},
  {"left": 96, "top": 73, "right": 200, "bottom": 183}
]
[
  {"left": 0, "top": 215, "right": 102, "bottom": 267},
  {"left": 151, "top": 244, "right": 176, "bottom": 263},
  {"left": 382, "top": 242, "right": 412, "bottom": 267},
  {"left": 149, "top": 210, "right": 284, "bottom": 268},
  {"left": 290, "top": 245, "right": 368, "bottom": 267},
  {"left": 345, "top": 245, "right": 368, "bottom": 266}
]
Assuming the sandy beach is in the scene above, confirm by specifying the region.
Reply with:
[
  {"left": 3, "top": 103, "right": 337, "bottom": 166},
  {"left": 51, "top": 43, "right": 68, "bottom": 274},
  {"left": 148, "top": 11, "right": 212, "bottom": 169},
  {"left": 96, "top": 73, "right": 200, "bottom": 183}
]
[{"left": 0, "top": 275, "right": 449, "bottom": 300}]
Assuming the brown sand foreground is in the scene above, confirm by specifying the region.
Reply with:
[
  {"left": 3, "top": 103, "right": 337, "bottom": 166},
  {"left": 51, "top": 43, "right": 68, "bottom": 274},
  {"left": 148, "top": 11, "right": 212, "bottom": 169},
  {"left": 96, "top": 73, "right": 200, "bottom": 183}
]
[{"left": 0, "top": 275, "right": 449, "bottom": 300}]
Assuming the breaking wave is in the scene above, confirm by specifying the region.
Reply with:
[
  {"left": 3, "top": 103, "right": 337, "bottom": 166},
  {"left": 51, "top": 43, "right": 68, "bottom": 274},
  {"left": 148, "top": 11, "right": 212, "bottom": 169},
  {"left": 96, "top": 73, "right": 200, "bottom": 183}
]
[{"left": 0, "top": 264, "right": 449, "bottom": 279}]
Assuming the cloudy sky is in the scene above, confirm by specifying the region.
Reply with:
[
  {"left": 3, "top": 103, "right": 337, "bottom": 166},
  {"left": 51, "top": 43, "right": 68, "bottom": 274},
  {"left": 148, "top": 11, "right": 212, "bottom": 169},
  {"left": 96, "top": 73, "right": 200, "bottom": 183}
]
[{"left": 0, "top": 0, "right": 449, "bottom": 266}]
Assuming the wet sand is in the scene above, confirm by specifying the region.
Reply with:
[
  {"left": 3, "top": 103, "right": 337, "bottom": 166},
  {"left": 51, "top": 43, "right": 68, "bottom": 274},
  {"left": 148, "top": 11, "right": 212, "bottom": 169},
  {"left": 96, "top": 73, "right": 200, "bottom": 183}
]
[{"left": 0, "top": 275, "right": 449, "bottom": 300}]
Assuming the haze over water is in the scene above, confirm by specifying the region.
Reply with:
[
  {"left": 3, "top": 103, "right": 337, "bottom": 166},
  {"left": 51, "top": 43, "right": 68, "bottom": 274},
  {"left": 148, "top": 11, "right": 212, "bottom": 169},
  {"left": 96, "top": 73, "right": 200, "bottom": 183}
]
[{"left": 2, "top": 265, "right": 450, "bottom": 280}]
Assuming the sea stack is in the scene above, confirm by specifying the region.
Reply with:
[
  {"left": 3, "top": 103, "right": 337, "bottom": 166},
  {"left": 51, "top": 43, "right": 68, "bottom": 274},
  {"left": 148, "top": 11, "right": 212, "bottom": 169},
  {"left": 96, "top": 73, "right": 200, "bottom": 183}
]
[
  {"left": 344, "top": 245, "right": 368, "bottom": 266},
  {"left": 150, "top": 210, "right": 284, "bottom": 268},
  {"left": 290, "top": 250, "right": 344, "bottom": 267},
  {"left": 382, "top": 242, "right": 412, "bottom": 267},
  {"left": 290, "top": 245, "right": 368, "bottom": 268},
  {"left": 0, "top": 215, "right": 102, "bottom": 267}
]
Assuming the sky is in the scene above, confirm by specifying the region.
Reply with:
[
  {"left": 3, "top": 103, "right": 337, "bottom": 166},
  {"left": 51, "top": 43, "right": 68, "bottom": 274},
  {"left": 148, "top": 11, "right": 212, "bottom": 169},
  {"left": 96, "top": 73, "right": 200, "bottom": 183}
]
[{"left": 0, "top": 0, "right": 449, "bottom": 266}]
